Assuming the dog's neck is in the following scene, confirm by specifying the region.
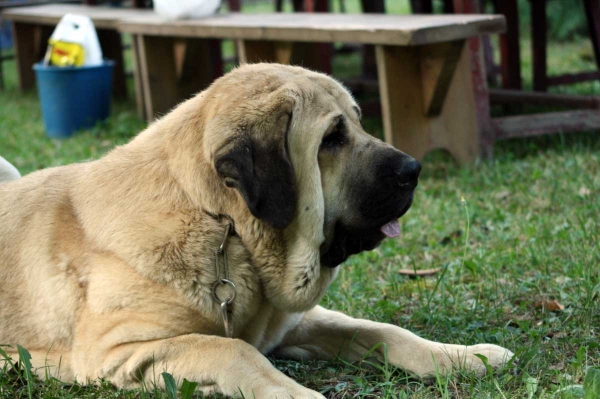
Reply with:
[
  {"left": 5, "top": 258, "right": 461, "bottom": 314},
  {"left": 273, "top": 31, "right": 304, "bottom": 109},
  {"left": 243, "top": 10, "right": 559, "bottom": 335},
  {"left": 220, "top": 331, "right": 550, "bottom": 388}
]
[{"left": 95, "top": 109, "right": 337, "bottom": 314}]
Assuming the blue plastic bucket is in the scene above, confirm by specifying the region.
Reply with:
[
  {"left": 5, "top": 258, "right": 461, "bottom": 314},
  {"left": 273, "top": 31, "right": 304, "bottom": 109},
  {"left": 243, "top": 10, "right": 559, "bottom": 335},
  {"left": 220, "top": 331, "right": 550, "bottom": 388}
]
[{"left": 33, "top": 61, "right": 114, "bottom": 139}]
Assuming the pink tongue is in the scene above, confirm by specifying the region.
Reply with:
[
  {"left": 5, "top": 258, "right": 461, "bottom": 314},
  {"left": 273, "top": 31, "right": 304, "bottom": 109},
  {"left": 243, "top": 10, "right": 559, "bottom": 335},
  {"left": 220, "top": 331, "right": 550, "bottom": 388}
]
[{"left": 381, "top": 220, "right": 401, "bottom": 238}]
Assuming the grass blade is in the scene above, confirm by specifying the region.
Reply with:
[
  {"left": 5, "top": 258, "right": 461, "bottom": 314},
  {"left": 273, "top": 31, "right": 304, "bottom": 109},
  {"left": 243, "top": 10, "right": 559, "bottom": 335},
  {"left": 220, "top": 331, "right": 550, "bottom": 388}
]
[
  {"left": 180, "top": 378, "right": 198, "bottom": 399},
  {"left": 162, "top": 372, "right": 177, "bottom": 399},
  {"left": 17, "top": 345, "right": 35, "bottom": 399}
]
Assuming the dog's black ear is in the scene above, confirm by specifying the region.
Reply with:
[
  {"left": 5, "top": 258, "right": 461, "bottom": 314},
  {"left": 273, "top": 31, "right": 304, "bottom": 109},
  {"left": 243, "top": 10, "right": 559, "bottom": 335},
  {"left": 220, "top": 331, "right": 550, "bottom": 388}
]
[{"left": 215, "top": 111, "right": 296, "bottom": 230}]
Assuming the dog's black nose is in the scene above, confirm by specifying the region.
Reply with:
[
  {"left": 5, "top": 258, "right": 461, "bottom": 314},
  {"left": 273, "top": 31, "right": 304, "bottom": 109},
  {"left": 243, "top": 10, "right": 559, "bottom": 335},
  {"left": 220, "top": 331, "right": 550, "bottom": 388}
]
[{"left": 396, "top": 159, "right": 421, "bottom": 186}]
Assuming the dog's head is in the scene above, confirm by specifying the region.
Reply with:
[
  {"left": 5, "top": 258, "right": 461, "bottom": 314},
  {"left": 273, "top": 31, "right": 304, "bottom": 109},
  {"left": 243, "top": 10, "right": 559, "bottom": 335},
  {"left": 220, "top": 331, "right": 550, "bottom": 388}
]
[{"left": 187, "top": 64, "right": 419, "bottom": 310}]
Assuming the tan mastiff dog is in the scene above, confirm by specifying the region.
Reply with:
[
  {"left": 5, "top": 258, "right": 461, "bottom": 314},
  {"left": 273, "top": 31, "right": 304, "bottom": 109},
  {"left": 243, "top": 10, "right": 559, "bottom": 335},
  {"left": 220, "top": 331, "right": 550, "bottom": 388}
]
[{"left": 0, "top": 64, "right": 512, "bottom": 398}]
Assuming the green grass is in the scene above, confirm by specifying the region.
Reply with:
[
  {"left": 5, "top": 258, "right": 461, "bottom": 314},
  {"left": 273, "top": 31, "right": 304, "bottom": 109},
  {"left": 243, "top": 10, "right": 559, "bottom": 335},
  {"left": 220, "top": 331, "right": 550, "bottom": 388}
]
[{"left": 1, "top": 2, "right": 600, "bottom": 397}]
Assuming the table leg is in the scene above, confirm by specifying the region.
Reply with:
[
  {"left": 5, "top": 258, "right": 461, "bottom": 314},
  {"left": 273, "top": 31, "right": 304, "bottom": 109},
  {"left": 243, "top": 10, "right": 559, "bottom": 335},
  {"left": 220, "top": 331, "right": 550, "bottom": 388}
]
[
  {"left": 175, "top": 38, "right": 223, "bottom": 100},
  {"left": 97, "top": 29, "right": 127, "bottom": 100},
  {"left": 236, "top": 40, "right": 293, "bottom": 64},
  {"left": 375, "top": 40, "right": 487, "bottom": 163},
  {"left": 137, "top": 35, "right": 179, "bottom": 121},
  {"left": 11, "top": 22, "right": 51, "bottom": 92},
  {"left": 238, "top": 39, "right": 331, "bottom": 74},
  {"left": 137, "top": 35, "right": 221, "bottom": 121},
  {"left": 290, "top": 42, "right": 332, "bottom": 74},
  {"left": 130, "top": 34, "right": 147, "bottom": 120},
  {"left": 286, "top": 0, "right": 331, "bottom": 74}
]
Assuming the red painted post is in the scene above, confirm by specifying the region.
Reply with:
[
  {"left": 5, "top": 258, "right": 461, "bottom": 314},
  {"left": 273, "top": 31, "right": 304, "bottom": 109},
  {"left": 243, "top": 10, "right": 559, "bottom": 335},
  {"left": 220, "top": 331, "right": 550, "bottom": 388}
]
[
  {"left": 453, "top": 0, "right": 495, "bottom": 158},
  {"left": 227, "top": 0, "right": 241, "bottom": 11},
  {"left": 410, "top": 0, "right": 433, "bottom": 13},
  {"left": 361, "top": 0, "right": 385, "bottom": 78},
  {"left": 583, "top": 0, "right": 600, "bottom": 70},
  {"left": 497, "top": 0, "right": 522, "bottom": 89},
  {"left": 531, "top": 0, "right": 547, "bottom": 91}
]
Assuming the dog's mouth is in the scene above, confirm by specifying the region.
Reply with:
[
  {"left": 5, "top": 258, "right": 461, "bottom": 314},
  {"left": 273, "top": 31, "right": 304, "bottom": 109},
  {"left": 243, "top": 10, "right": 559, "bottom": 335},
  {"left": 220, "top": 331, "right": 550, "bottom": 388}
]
[{"left": 320, "top": 194, "right": 414, "bottom": 268}]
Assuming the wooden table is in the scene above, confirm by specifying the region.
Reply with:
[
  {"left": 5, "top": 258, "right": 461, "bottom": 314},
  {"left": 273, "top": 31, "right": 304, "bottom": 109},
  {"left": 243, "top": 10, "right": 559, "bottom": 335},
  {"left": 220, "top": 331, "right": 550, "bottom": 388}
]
[
  {"left": 1, "top": 4, "right": 153, "bottom": 98},
  {"left": 119, "top": 13, "right": 505, "bottom": 163}
]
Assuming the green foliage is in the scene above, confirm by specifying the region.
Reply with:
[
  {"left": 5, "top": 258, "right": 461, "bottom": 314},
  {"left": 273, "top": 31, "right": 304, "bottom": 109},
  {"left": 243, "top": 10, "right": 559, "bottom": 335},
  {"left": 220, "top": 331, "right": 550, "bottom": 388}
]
[
  {"left": 515, "top": 0, "right": 589, "bottom": 42},
  {"left": 584, "top": 368, "right": 600, "bottom": 399}
]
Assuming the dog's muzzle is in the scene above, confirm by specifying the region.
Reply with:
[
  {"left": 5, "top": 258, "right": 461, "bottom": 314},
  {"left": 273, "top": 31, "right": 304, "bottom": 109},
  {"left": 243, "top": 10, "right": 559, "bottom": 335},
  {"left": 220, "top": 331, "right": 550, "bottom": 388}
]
[{"left": 321, "top": 151, "right": 421, "bottom": 268}]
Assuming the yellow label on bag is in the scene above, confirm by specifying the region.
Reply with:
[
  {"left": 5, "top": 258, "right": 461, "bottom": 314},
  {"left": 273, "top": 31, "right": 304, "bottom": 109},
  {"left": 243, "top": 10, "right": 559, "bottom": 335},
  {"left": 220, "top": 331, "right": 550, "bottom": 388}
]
[{"left": 48, "top": 39, "right": 86, "bottom": 67}]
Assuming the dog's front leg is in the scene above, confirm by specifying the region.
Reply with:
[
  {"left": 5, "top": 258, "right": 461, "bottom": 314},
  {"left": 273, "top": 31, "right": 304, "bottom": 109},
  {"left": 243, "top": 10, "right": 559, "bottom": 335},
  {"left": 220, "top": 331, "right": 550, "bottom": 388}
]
[
  {"left": 275, "top": 306, "right": 513, "bottom": 377},
  {"left": 95, "top": 334, "right": 325, "bottom": 398}
]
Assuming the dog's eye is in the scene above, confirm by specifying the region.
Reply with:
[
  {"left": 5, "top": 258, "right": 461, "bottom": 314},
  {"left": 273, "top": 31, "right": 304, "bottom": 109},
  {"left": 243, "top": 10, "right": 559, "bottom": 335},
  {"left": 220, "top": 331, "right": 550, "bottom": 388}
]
[{"left": 320, "top": 120, "right": 347, "bottom": 151}]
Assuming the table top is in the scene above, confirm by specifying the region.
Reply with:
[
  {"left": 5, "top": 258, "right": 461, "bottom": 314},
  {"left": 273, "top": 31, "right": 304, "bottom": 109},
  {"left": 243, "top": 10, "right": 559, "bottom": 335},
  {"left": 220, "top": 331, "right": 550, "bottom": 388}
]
[
  {"left": 1, "top": 4, "right": 152, "bottom": 29},
  {"left": 2, "top": 4, "right": 505, "bottom": 45},
  {"left": 119, "top": 12, "right": 505, "bottom": 45}
]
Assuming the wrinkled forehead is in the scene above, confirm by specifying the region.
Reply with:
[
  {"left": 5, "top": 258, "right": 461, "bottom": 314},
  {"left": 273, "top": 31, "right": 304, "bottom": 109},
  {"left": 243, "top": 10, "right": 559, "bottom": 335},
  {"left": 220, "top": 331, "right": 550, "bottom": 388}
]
[{"left": 294, "top": 73, "right": 359, "bottom": 118}]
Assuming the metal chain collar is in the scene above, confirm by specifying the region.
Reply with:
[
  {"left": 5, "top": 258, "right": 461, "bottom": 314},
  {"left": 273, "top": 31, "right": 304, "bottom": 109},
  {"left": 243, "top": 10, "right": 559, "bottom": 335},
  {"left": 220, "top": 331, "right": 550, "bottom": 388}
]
[{"left": 212, "top": 217, "right": 236, "bottom": 338}]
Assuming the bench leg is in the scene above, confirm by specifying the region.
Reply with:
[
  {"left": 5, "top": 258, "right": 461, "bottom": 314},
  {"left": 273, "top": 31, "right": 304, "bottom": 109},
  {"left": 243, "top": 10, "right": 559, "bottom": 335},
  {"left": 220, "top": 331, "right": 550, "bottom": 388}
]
[
  {"left": 136, "top": 35, "right": 221, "bottom": 121},
  {"left": 11, "top": 22, "right": 51, "bottom": 92},
  {"left": 375, "top": 40, "right": 487, "bottom": 164},
  {"left": 97, "top": 29, "right": 127, "bottom": 100}
]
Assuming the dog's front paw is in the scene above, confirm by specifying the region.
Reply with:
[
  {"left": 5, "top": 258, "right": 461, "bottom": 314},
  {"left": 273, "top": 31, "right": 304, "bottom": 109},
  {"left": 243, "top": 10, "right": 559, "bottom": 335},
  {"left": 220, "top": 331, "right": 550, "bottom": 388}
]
[
  {"left": 442, "top": 343, "right": 514, "bottom": 375},
  {"left": 252, "top": 386, "right": 325, "bottom": 399},
  {"left": 467, "top": 343, "right": 514, "bottom": 372}
]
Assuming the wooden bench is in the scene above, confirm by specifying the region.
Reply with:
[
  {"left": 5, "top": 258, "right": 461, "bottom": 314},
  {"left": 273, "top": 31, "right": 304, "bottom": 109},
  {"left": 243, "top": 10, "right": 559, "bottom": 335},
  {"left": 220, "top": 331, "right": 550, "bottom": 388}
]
[
  {"left": 1, "top": 4, "right": 153, "bottom": 98},
  {"left": 119, "top": 13, "right": 505, "bottom": 162}
]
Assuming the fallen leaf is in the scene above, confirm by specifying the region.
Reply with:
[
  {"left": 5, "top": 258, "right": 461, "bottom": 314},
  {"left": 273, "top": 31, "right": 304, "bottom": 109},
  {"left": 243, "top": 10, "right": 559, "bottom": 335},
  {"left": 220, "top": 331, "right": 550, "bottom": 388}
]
[
  {"left": 440, "top": 230, "right": 462, "bottom": 245},
  {"left": 515, "top": 314, "right": 534, "bottom": 321},
  {"left": 535, "top": 299, "right": 565, "bottom": 312},
  {"left": 555, "top": 276, "right": 572, "bottom": 284},
  {"left": 398, "top": 267, "right": 442, "bottom": 277},
  {"left": 578, "top": 186, "right": 591, "bottom": 197},
  {"left": 545, "top": 331, "right": 567, "bottom": 340},
  {"left": 532, "top": 198, "right": 551, "bottom": 209},
  {"left": 525, "top": 376, "right": 538, "bottom": 399},
  {"left": 495, "top": 190, "right": 511, "bottom": 200},
  {"left": 549, "top": 361, "right": 565, "bottom": 371},
  {"left": 423, "top": 251, "right": 433, "bottom": 263}
]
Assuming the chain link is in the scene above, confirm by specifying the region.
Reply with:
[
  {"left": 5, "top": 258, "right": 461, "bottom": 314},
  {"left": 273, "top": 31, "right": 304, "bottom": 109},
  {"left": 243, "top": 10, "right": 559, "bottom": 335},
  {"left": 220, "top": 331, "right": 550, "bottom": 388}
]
[{"left": 212, "top": 218, "right": 236, "bottom": 337}]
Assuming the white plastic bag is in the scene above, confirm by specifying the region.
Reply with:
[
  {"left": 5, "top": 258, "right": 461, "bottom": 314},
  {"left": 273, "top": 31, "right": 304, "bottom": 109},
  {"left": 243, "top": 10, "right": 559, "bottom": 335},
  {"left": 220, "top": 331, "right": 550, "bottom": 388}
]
[
  {"left": 154, "top": 0, "right": 221, "bottom": 20},
  {"left": 48, "top": 14, "right": 103, "bottom": 66}
]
